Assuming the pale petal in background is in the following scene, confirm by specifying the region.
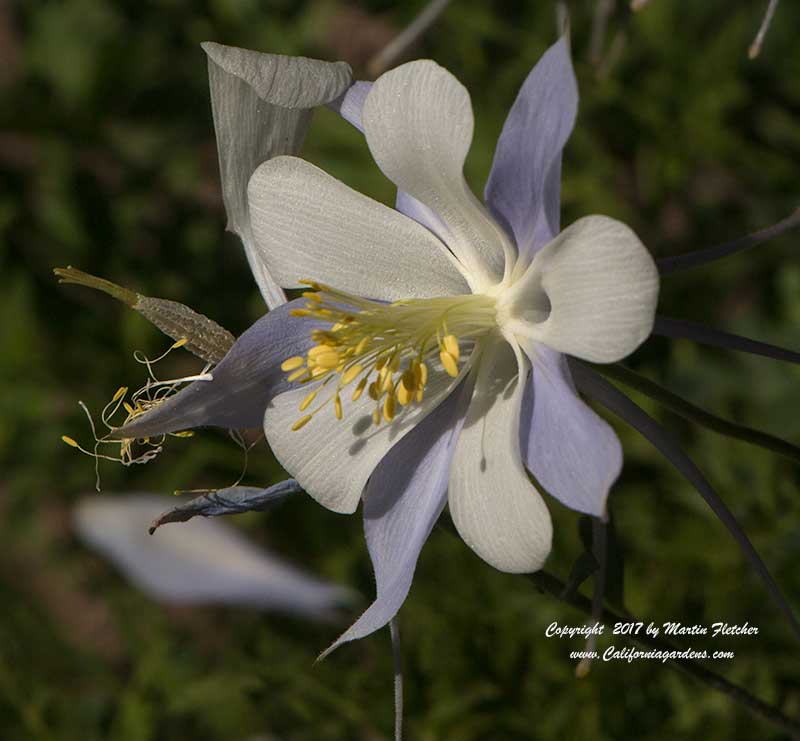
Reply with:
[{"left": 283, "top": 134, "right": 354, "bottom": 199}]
[{"left": 73, "top": 494, "right": 354, "bottom": 620}]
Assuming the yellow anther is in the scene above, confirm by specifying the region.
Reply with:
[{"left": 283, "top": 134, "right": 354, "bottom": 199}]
[
  {"left": 382, "top": 371, "right": 395, "bottom": 393},
  {"left": 352, "top": 377, "right": 368, "bottom": 401},
  {"left": 389, "top": 355, "right": 401, "bottom": 372},
  {"left": 62, "top": 435, "right": 80, "bottom": 448},
  {"left": 443, "top": 334, "right": 460, "bottom": 361},
  {"left": 440, "top": 350, "right": 459, "bottom": 378},
  {"left": 171, "top": 338, "right": 189, "bottom": 349},
  {"left": 299, "top": 389, "right": 318, "bottom": 411},
  {"left": 401, "top": 369, "right": 417, "bottom": 392},
  {"left": 290, "top": 309, "right": 312, "bottom": 317},
  {"left": 416, "top": 387, "right": 424, "bottom": 403},
  {"left": 287, "top": 368, "right": 309, "bottom": 383},
  {"left": 383, "top": 393, "right": 396, "bottom": 422},
  {"left": 310, "top": 366, "right": 329, "bottom": 378},
  {"left": 355, "top": 337, "right": 370, "bottom": 355},
  {"left": 308, "top": 346, "right": 340, "bottom": 369},
  {"left": 281, "top": 356, "right": 305, "bottom": 372},
  {"left": 302, "top": 292, "right": 321, "bottom": 301},
  {"left": 418, "top": 362, "right": 429, "bottom": 386},
  {"left": 397, "top": 381, "right": 413, "bottom": 406},
  {"left": 375, "top": 355, "right": 388, "bottom": 372},
  {"left": 292, "top": 415, "right": 313, "bottom": 431},
  {"left": 334, "top": 393, "right": 343, "bottom": 420},
  {"left": 172, "top": 431, "right": 194, "bottom": 438},
  {"left": 112, "top": 386, "right": 128, "bottom": 402},
  {"left": 368, "top": 381, "right": 381, "bottom": 401},
  {"left": 123, "top": 402, "right": 135, "bottom": 416},
  {"left": 309, "top": 352, "right": 339, "bottom": 370},
  {"left": 372, "top": 408, "right": 381, "bottom": 426},
  {"left": 341, "top": 365, "right": 363, "bottom": 386}
]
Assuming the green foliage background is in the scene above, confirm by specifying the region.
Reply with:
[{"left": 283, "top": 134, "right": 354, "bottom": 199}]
[{"left": 2, "top": 0, "right": 799, "bottom": 738}]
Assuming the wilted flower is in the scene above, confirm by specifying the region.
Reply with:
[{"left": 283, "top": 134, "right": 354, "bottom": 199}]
[{"left": 117, "top": 37, "right": 658, "bottom": 650}]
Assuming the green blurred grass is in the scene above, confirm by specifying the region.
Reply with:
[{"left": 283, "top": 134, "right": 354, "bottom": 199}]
[{"left": 1, "top": 0, "right": 799, "bottom": 738}]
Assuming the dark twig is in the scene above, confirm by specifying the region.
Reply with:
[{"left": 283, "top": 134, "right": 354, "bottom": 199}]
[
  {"left": 589, "top": 0, "right": 616, "bottom": 67},
  {"left": 749, "top": 0, "right": 780, "bottom": 59},
  {"left": 570, "top": 362, "right": 800, "bottom": 644},
  {"left": 658, "top": 207, "right": 800, "bottom": 274},
  {"left": 592, "top": 363, "right": 800, "bottom": 464},
  {"left": 367, "top": 0, "right": 452, "bottom": 78},
  {"left": 653, "top": 317, "right": 800, "bottom": 365}
]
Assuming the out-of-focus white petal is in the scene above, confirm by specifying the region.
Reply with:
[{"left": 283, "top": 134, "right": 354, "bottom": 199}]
[
  {"left": 74, "top": 494, "right": 352, "bottom": 618},
  {"left": 448, "top": 339, "right": 552, "bottom": 573},
  {"left": 248, "top": 156, "right": 470, "bottom": 300},
  {"left": 263, "top": 360, "right": 463, "bottom": 515},
  {"left": 501, "top": 215, "right": 659, "bottom": 363},
  {"left": 362, "top": 60, "right": 515, "bottom": 290},
  {"left": 203, "top": 42, "right": 352, "bottom": 309}
]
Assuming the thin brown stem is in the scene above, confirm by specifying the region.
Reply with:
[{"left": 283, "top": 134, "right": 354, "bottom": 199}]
[{"left": 367, "top": 0, "right": 452, "bottom": 78}]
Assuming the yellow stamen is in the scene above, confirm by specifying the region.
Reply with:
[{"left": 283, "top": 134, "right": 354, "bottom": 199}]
[
  {"left": 443, "top": 334, "right": 460, "bottom": 361},
  {"left": 282, "top": 281, "right": 497, "bottom": 430},
  {"left": 352, "top": 377, "right": 368, "bottom": 401},
  {"left": 440, "top": 350, "right": 459, "bottom": 377},
  {"left": 281, "top": 356, "right": 305, "bottom": 372},
  {"left": 62, "top": 435, "right": 80, "bottom": 448},
  {"left": 300, "top": 390, "right": 318, "bottom": 411},
  {"left": 292, "top": 415, "right": 313, "bottom": 431},
  {"left": 341, "top": 365, "right": 363, "bottom": 386},
  {"left": 397, "top": 381, "right": 413, "bottom": 406},
  {"left": 334, "top": 393, "right": 343, "bottom": 420},
  {"left": 372, "top": 408, "right": 381, "bottom": 426},
  {"left": 383, "top": 393, "right": 396, "bottom": 422},
  {"left": 287, "top": 368, "right": 308, "bottom": 383}
]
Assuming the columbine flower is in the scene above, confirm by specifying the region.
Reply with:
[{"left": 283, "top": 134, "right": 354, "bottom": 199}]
[{"left": 118, "top": 37, "right": 658, "bottom": 650}]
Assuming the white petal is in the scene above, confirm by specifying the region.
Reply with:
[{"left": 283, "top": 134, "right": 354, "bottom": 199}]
[
  {"left": 248, "top": 156, "right": 470, "bottom": 300},
  {"left": 264, "top": 361, "right": 463, "bottom": 515},
  {"left": 362, "top": 60, "right": 515, "bottom": 290},
  {"left": 448, "top": 339, "right": 552, "bottom": 573},
  {"left": 500, "top": 215, "right": 659, "bottom": 363},
  {"left": 74, "top": 494, "right": 352, "bottom": 617}
]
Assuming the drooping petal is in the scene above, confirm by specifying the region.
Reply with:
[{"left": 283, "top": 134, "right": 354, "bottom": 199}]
[
  {"left": 116, "top": 299, "right": 319, "bottom": 439},
  {"left": 203, "top": 42, "right": 352, "bottom": 309},
  {"left": 501, "top": 215, "right": 659, "bottom": 363},
  {"left": 362, "top": 60, "right": 515, "bottom": 289},
  {"left": 263, "top": 360, "right": 464, "bottom": 515},
  {"left": 448, "top": 339, "right": 552, "bottom": 573},
  {"left": 248, "top": 156, "right": 470, "bottom": 300},
  {"left": 327, "top": 80, "right": 372, "bottom": 132},
  {"left": 320, "top": 385, "right": 470, "bottom": 656},
  {"left": 484, "top": 35, "right": 577, "bottom": 265},
  {"left": 518, "top": 341, "right": 621, "bottom": 516},
  {"left": 74, "top": 494, "right": 352, "bottom": 617}
]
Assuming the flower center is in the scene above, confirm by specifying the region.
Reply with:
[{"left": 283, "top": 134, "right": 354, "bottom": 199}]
[{"left": 280, "top": 281, "right": 498, "bottom": 430}]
